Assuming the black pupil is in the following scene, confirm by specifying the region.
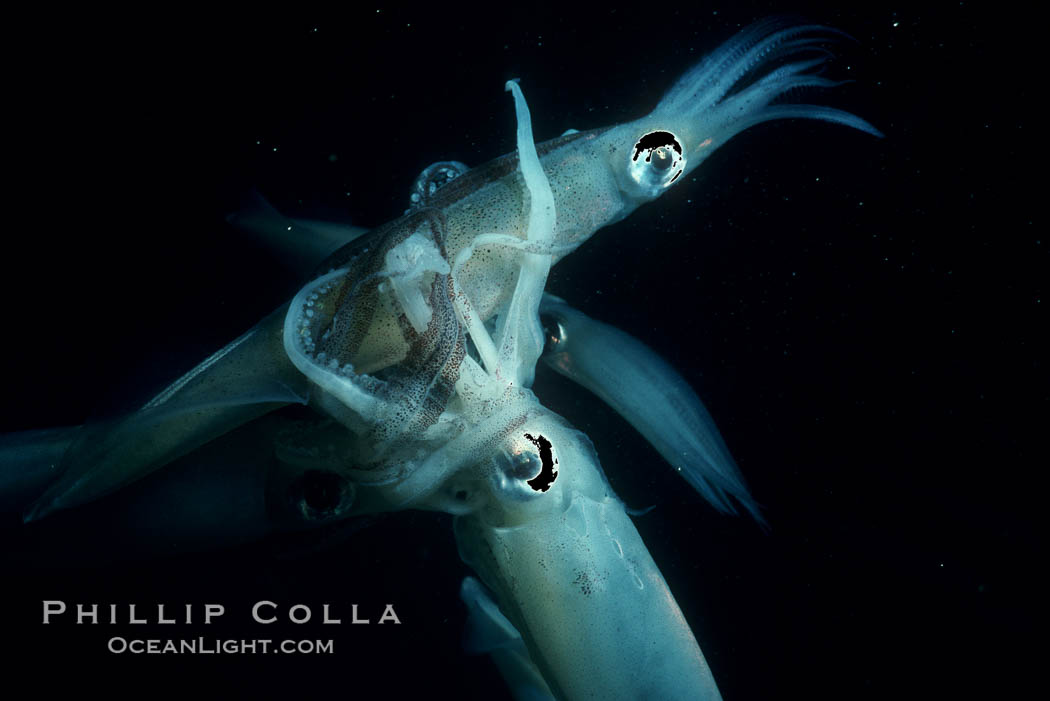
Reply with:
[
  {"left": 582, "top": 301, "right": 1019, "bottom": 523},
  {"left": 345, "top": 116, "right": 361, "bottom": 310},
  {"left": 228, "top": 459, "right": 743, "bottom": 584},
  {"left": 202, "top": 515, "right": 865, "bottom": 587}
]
[
  {"left": 540, "top": 314, "right": 562, "bottom": 351},
  {"left": 652, "top": 148, "right": 672, "bottom": 170},
  {"left": 295, "top": 470, "right": 345, "bottom": 514}
]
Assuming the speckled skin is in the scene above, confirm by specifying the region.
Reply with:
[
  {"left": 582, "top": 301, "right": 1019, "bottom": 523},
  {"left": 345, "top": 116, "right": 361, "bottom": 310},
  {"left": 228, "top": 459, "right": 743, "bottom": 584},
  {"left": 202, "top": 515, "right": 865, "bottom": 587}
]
[
  {"left": 280, "top": 21, "right": 882, "bottom": 697},
  {"left": 280, "top": 94, "right": 731, "bottom": 699},
  {"left": 20, "top": 20, "right": 881, "bottom": 701},
  {"left": 312, "top": 126, "right": 632, "bottom": 374}
]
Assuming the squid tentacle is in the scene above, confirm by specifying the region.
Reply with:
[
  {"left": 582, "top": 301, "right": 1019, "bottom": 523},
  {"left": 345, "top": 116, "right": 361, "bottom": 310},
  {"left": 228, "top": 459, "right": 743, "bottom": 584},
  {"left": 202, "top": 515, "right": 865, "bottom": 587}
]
[{"left": 650, "top": 19, "right": 883, "bottom": 143}]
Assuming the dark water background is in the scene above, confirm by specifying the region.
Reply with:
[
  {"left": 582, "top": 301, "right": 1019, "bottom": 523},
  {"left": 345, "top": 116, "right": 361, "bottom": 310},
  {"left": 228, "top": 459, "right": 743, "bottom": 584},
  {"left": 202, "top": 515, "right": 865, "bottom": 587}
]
[{"left": 1, "top": 3, "right": 1040, "bottom": 698}]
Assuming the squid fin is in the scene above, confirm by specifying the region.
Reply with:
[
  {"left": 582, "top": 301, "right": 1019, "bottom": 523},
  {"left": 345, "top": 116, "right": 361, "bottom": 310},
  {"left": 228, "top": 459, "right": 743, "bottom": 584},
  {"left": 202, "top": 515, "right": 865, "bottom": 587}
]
[
  {"left": 539, "top": 295, "right": 765, "bottom": 525},
  {"left": 226, "top": 190, "right": 368, "bottom": 276},
  {"left": 460, "top": 576, "right": 556, "bottom": 701},
  {"left": 0, "top": 427, "right": 79, "bottom": 515},
  {"left": 24, "top": 306, "right": 309, "bottom": 522}
]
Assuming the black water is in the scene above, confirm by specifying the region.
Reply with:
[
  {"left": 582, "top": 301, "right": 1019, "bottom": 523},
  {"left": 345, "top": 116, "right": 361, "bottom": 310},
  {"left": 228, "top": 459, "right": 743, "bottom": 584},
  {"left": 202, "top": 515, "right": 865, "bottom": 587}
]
[{"left": 2, "top": 4, "right": 1040, "bottom": 699}]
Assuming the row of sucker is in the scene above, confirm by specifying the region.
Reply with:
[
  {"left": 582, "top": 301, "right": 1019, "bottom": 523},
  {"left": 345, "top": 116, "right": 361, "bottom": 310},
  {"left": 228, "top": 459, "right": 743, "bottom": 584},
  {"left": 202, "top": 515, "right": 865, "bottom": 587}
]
[
  {"left": 320, "top": 223, "right": 410, "bottom": 366},
  {"left": 377, "top": 268, "right": 466, "bottom": 443},
  {"left": 318, "top": 208, "right": 465, "bottom": 449}
]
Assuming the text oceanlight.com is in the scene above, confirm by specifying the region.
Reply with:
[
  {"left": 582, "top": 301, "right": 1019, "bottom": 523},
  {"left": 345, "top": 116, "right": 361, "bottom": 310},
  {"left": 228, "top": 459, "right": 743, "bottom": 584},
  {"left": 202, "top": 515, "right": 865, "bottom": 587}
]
[{"left": 107, "top": 637, "right": 334, "bottom": 654}]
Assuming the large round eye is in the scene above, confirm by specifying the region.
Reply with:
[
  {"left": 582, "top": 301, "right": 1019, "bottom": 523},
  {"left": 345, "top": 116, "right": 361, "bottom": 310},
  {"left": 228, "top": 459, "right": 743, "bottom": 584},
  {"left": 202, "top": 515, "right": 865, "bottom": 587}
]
[
  {"left": 409, "top": 160, "right": 470, "bottom": 209},
  {"left": 541, "top": 313, "right": 568, "bottom": 353},
  {"left": 492, "top": 432, "right": 560, "bottom": 500},
  {"left": 627, "top": 130, "right": 686, "bottom": 197},
  {"left": 275, "top": 465, "right": 356, "bottom": 524},
  {"left": 289, "top": 470, "right": 354, "bottom": 520}
]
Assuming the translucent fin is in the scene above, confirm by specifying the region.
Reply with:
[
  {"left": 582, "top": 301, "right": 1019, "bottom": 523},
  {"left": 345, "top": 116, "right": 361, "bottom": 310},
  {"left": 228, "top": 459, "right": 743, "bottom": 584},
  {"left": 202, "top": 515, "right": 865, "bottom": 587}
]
[
  {"left": 25, "top": 306, "right": 309, "bottom": 522},
  {"left": 226, "top": 190, "right": 368, "bottom": 276},
  {"left": 0, "top": 427, "right": 78, "bottom": 514},
  {"left": 540, "top": 295, "right": 764, "bottom": 524},
  {"left": 11, "top": 414, "right": 373, "bottom": 564},
  {"left": 460, "top": 576, "right": 556, "bottom": 701}
]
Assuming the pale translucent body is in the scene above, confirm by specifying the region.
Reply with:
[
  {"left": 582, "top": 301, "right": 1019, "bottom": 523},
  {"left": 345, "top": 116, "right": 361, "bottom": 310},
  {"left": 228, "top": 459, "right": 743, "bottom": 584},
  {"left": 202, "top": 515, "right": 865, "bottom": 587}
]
[{"left": 12, "top": 19, "right": 881, "bottom": 701}]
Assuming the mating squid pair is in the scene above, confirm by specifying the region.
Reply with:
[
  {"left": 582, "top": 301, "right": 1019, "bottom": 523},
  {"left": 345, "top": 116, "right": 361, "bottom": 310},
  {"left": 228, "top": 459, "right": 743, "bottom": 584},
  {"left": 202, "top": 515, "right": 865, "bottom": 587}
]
[{"left": 6, "top": 18, "right": 880, "bottom": 700}]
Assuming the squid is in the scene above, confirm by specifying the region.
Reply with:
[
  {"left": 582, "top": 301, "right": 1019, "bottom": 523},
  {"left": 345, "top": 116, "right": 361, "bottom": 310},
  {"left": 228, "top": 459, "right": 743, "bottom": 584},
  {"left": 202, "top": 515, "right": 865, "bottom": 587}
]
[{"left": 2, "top": 18, "right": 879, "bottom": 700}]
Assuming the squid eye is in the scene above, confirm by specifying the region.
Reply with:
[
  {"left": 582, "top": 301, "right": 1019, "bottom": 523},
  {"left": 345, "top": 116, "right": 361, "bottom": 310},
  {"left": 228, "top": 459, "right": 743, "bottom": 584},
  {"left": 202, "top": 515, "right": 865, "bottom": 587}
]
[
  {"left": 627, "top": 130, "right": 686, "bottom": 197},
  {"left": 286, "top": 469, "right": 356, "bottom": 524},
  {"left": 540, "top": 313, "right": 568, "bottom": 352},
  {"left": 651, "top": 147, "right": 673, "bottom": 170},
  {"left": 506, "top": 449, "right": 543, "bottom": 481},
  {"left": 492, "top": 432, "right": 560, "bottom": 500},
  {"left": 409, "top": 160, "right": 470, "bottom": 209}
]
